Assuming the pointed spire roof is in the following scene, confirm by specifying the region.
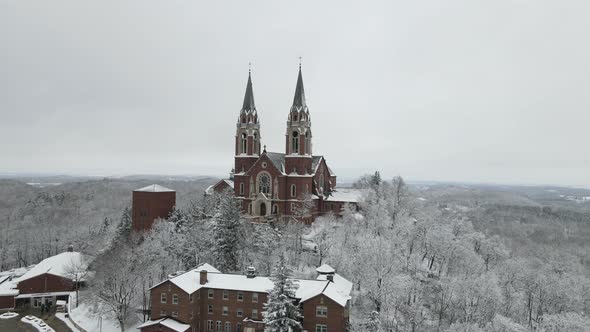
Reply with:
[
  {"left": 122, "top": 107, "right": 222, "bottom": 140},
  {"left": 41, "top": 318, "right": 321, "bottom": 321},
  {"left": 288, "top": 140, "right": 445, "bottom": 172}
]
[
  {"left": 241, "top": 70, "right": 256, "bottom": 113},
  {"left": 292, "top": 65, "right": 307, "bottom": 110}
]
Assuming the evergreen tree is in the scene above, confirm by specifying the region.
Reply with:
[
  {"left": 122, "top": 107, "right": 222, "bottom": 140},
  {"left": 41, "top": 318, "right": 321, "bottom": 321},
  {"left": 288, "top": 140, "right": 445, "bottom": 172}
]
[
  {"left": 115, "top": 206, "right": 132, "bottom": 241},
  {"left": 371, "top": 171, "right": 382, "bottom": 188},
  {"left": 365, "top": 311, "right": 382, "bottom": 332},
  {"left": 212, "top": 193, "right": 243, "bottom": 272},
  {"left": 263, "top": 253, "right": 302, "bottom": 332}
]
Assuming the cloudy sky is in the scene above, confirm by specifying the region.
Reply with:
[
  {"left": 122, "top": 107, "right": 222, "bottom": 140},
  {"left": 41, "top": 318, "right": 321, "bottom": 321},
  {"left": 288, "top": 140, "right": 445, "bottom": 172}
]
[{"left": 1, "top": 0, "right": 588, "bottom": 187}]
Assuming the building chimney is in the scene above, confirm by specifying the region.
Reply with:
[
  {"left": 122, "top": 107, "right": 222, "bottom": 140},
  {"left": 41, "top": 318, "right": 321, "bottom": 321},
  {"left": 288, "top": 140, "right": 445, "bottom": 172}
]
[
  {"left": 200, "top": 270, "right": 208, "bottom": 285},
  {"left": 246, "top": 266, "right": 256, "bottom": 279},
  {"left": 327, "top": 274, "right": 334, "bottom": 282},
  {"left": 67, "top": 245, "right": 74, "bottom": 252}
]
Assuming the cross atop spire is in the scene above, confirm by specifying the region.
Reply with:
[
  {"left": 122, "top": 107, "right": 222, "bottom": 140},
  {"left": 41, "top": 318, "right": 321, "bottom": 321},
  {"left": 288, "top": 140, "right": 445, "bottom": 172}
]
[
  {"left": 292, "top": 64, "right": 306, "bottom": 109},
  {"left": 241, "top": 68, "right": 256, "bottom": 112}
]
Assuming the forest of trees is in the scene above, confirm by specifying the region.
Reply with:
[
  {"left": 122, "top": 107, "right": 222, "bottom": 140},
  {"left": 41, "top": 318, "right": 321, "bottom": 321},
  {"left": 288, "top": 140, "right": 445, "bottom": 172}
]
[{"left": 1, "top": 175, "right": 589, "bottom": 331}]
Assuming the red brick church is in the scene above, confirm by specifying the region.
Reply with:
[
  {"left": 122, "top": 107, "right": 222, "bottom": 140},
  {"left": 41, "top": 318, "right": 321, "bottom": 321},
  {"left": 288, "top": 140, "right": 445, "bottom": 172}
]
[{"left": 207, "top": 65, "right": 363, "bottom": 221}]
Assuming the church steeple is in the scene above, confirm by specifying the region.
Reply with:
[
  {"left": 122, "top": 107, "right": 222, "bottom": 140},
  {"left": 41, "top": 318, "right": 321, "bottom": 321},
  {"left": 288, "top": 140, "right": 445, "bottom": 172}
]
[
  {"left": 285, "top": 64, "right": 312, "bottom": 166},
  {"left": 242, "top": 69, "right": 256, "bottom": 113},
  {"left": 235, "top": 68, "right": 261, "bottom": 161},
  {"left": 291, "top": 65, "right": 307, "bottom": 111}
]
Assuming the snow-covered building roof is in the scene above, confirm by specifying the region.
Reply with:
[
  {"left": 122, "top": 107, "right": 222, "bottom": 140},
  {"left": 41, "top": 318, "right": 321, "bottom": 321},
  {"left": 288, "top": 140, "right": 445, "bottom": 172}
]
[
  {"left": 18, "top": 252, "right": 88, "bottom": 282},
  {"left": 317, "top": 273, "right": 354, "bottom": 297},
  {"left": 135, "top": 184, "right": 175, "bottom": 192},
  {"left": 321, "top": 188, "right": 368, "bottom": 203},
  {"left": 0, "top": 275, "right": 19, "bottom": 296},
  {"left": 138, "top": 318, "right": 190, "bottom": 332},
  {"left": 205, "top": 180, "right": 234, "bottom": 195},
  {"left": 151, "top": 263, "right": 352, "bottom": 307},
  {"left": 315, "top": 264, "right": 336, "bottom": 274}
]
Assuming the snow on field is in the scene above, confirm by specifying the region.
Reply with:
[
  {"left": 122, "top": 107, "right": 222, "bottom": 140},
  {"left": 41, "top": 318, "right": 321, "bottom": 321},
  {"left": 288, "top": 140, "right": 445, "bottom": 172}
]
[
  {"left": 21, "top": 315, "right": 55, "bottom": 332},
  {"left": 70, "top": 302, "right": 141, "bottom": 332},
  {"left": 55, "top": 313, "right": 81, "bottom": 332},
  {"left": 0, "top": 311, "right": 18, "bottom": 319}
]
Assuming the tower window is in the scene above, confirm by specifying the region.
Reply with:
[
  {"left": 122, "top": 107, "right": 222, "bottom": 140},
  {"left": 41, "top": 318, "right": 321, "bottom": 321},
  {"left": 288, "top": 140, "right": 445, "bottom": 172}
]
[
  {"left": 241, "top": 133, "right": 247, "bottom": 154},
  {"left": 239, "top": 183, "right": 244, "bottom": 195},
  {"left": 291, "top": 184, "right": 297, "bottom": 198},
  {"left": 292, "top": 131, "right": 299, "bottom": 154},
  {"left": 305, "top": 131, "right": 311, "bottom": 154},
  {"left": 253, "top": 132, "right": 258, "bottom": 154}
]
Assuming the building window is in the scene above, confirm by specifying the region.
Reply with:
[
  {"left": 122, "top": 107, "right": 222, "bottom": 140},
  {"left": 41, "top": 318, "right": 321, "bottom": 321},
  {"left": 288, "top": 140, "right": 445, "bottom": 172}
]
[
  {"left": 237, "top": 291, "right": 244, "bottom": 301},
  {"left": 223, "top": 306, "right": 229, "bottom": 316},
  {"left": 207, "top": 320, "right": 213, "bottom": 331},
  {"left": 316, "top": 325, "right": 328, "bottom": 332},
  {"left": 160, "top": 293, "right": 167, "bottom": 304},
  {"left": 291, "top": 184, "right": 297, "bottom": 197},
  {"left": 160, "top": 310, "right": 166, "bottom": 317},
  {"left": 223, "top": 290, "right": 229, "bottom": 300},
  {"left": 316, "top": 306, "right": 328, "bottom": 317},
  {"left": 291, "top": 202, "right": 295, "bottom": 213},
  {"left": 272, "top": 204, "right": 278, "bottom": 214},
  {"left": 217, "top": 321, "right": 222, "bottom": 331},
  {"left": 252, "top": 309, "right": 258, "bottom": 319},
  {"left": 253, "top": 132, "right": 258, "bottom": 154},
  {"left": 172, "top": 311, "right": 179, "bottom": 318},
  {"left": 241, "top": 133, "right": 247, "bottom": 154},
  {"left": 258, "top": 173, "right": 271, "bottom": 194},
  {"left": 208, "top": 305, "right": 213, "bottom": 314},
  {"left": 239, "top": 183, "right": 244, "bottom": 195},
  {"left": 237, "top": 323, "right": 242, "bottom": 332},
  {"left": 208, "top": 289, "right": 214, "bottom": 299},
  {"left": 225, "top": 322, "right": 231, "bottom": 332},
  {"left": 305, "top": 131, "right": 311, "bottom": 154},
  {"left": 237, "top": 308, "right": 243, "bottom": 317},
  {"left": 172, "top": 294, "right": 178, "bottom": 304},
  {"left": 33, "top": 298, "right": 42, "bottom": 307},
  {"left": 252, "top": 292, "right": 258, "bottom": 303},
  {"left": 292, "top": 131, "right": 299, "bottom": 153}
]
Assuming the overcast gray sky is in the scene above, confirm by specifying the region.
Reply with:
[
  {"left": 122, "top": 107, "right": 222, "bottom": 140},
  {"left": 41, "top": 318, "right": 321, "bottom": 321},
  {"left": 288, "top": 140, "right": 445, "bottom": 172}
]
[{"left": 1, "top": 0, "right": 589, "bottom": 187}]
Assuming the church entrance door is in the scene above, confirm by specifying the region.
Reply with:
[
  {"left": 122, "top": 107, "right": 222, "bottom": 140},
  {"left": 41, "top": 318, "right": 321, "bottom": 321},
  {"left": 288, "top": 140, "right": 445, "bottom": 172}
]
[{"left": 259, "top": 202, "right": 267, "bottom": 216}]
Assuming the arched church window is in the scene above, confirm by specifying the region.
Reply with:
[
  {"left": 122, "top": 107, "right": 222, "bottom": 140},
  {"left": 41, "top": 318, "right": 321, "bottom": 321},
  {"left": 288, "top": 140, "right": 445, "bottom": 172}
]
[
  {"left": 291, "top": 184, "right": 297, "bottom": 198},
  {"left": 253, "top": 132, "right": 258, "bottom": 154},
  {"left": 292, "top": 131, "right": 299, "bottom": 154},
  {"left": 258, "top": 173, "right": 271, "bottom": 194},
  {"left": 305, "top": 131, "right": 311, "bottom": 154},
  {"left": 241, "top": 133, "right": 247, "bottom": 154},
  {"left": 272, "top": 204, "right": 278, "bottom": 214}
]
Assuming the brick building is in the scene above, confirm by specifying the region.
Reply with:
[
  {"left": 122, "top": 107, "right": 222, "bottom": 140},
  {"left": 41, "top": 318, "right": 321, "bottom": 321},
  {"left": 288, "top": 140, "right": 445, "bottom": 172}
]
[
  {"left": 132, "top": 184, "right": 176, "bottom": 232},
  {"left": 208, "top": 66, "right": 363, "bottom": 222},
  {"left": 139, "top": 263, "right": 352, "bottom": 332},
  {"left": 0, "top": 250, "right": 88, "bottom": 310}
]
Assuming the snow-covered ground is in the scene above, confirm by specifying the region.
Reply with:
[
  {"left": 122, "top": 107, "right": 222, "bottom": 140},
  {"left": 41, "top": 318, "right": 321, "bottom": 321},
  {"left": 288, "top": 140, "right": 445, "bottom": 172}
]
[
  {"left": 55, "top": 313, "right": 82, "bottom": 332},
  {"left": 21, "top": 315, "right": 56, "bottom": 332},
  {"left": 70, "top": 301, "right": 142, "bottom": 332}
]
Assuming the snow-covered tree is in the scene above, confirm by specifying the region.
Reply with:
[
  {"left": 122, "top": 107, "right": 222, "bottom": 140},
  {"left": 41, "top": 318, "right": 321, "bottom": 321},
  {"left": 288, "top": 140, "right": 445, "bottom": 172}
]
[
  {"left": 212, "top": 192, "right": 244, "bottom": 272},
  {"left": 365, "top": 311, "right": 382, "bottom": 332},
  {"left": 263, "top": 253, "right": 303, "bottom": 332}
]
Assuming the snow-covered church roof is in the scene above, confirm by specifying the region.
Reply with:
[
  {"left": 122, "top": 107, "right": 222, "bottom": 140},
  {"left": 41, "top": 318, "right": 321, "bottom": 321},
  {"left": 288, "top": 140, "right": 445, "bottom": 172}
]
[{"left": 135, "top": 184, "right": 175, "bottom": 192}]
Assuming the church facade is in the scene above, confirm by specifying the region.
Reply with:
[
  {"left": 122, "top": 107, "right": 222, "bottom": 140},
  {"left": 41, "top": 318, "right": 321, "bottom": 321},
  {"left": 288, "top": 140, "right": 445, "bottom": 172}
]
[{"left": 209, "top": 66, "right": 361, "bottom": 222}]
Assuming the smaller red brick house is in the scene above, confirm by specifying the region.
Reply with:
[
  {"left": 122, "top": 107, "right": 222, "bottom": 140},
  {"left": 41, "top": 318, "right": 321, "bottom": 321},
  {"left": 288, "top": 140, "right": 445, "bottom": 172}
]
[
  {"left": 13, "top": 251, "right": 88, "bottom": 309},
  {"left": 0, "top": 275, "right": 19, "bottom": 310},
  {"left": 132, "top": 184, "right": 176, "bottom": 232},
  {"left": 205, "top": 180, "right": 234, "bottom": 196},
  {"left": 141, "top": 263, "right": 352, "bottom": 332}
]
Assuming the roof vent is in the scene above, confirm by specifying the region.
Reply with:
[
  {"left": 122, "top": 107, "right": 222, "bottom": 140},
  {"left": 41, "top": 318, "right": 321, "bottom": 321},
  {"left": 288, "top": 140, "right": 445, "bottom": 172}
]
[
  {"left": 67, "top": 245, "right": 74, "bottom": 252},
  {"left": 246, "top": 266, "right": 256, "bottom": 279}
]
